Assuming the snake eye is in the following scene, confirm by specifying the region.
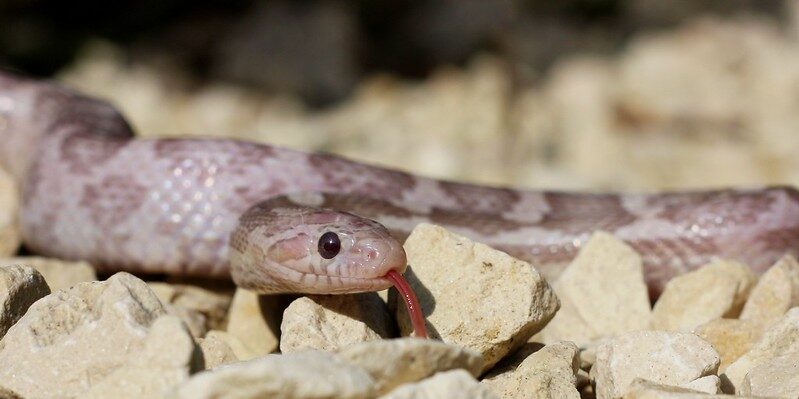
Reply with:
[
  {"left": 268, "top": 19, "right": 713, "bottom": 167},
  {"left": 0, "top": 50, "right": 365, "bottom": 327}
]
[{"left": 318, "top": 231, "right": 341, "bottom": 259}]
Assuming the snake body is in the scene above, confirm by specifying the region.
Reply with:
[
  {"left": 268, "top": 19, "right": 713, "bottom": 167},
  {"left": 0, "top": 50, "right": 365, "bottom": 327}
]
[{"left": 2, "top": 71, "right": 799, "bottom": 296}]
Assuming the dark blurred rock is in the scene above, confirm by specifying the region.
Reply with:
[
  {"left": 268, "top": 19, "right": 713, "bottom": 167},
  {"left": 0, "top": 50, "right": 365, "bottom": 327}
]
[{"left": 211, "top": 1, "right": 358, "bottom": 105}]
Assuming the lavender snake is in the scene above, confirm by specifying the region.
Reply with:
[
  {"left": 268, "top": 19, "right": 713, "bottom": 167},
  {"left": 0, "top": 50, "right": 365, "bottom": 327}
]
[{"left": 2, "top": 71, "right": 799, "bottom": 310}]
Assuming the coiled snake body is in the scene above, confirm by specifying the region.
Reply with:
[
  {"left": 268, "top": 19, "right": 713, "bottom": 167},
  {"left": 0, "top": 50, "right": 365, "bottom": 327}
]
[{"left": 2, "top": 71, "right": 799, "bottom": 302}]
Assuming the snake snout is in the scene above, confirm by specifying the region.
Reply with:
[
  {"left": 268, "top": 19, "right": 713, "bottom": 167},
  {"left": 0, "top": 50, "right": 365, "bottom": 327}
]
[{"left": 349, "top": 237, "right": 408, "bottom": 278}]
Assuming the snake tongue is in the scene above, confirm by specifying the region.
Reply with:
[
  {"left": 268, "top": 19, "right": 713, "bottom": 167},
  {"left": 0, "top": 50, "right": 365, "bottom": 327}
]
[{"left": 384, "top": 269, "right": 428, "bottom": 339}]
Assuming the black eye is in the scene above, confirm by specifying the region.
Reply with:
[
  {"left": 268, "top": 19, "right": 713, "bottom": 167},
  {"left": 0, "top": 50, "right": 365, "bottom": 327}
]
[{"left": 318, "top": 231, "right": 341, "bottom": 259}]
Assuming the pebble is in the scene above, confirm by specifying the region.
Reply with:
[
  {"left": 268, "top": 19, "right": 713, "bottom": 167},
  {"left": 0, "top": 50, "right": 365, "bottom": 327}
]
[
  {"left": 623, "top": 379, "right": 743, "bottom": 398},
  {"left": 337, "top": 338, "right": 483, "bottom": 396},
  {"left": 170, "top": 350, "right": 375, "bottom": 399},
  {"left": 0, "top": 256, "right": 96, "bottom": 291},
  {"left": 0, "top": 264, "right": 50, "bottom": 339},
  {"left": 0, "top": 168, "right": 20, "bottom": 257},
  {"left": 225, "top": 288, "right": 282, "bottom": 358},
  {"left": 396, "top": 224, "right": 559, "bottom": 372},
  {"left": 539, "top": 232, "right": 651, "bottom": 346},
  {"left": 0, "top": 272, "right": 196, "bottom": 398},
  {"left": 678, "top": 375, "right": 721, "bottom": 394},
  {"left": 80, "top": 315, "right": 199, "bottom": 398},
  {"left": 198, "top": 330, "right": 241, "bottom": 369},
  {"left": 651, "top": 260, "right": 755, "bottom": 332},
  {"left": 148, "top": 282, "right": 233, "bottom": 332},
  {"left": 157, "top": 300, "right": 208, "bottom": 338},
  {"left": 378, "top": 370, "right": 498, "bottom": 399},
  {"left": 578, "top": 338, "right": 607, "bottom": 370},
  {"left": 0, "top": 386, "right": 21, "bottom": 399},
  {"left": 722, "top": 307, "right": 799, "bottom": 393},
  {"left": 693, "top": 318, "right": 762, "bottom": 372},
  {"left": 739, "top": 254, "right": 799, "bottom": 327},
  {"left": 481, "top": 341, "right": 581, "bottom": 398},
  {"left": 281, "top": 293, "right": 394, "bottom": 353},
  {"left": 591, "top": 330, "right": 720, "bottom": 399},
  {"left": 739, "top": 352, "right": 799, "bottom": 398}
]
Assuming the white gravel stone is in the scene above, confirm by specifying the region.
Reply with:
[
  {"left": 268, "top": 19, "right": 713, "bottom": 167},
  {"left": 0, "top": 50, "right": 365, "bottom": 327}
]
[
  {"left": 281, "top": 293, "right": 394, "bottom": 353},
  {"left": 0, "top": 272, "right": 197, "bottom": 398},
  {"left": 338, "top": 338, "right": 483, "bottom": 395},
  {"left": 539, "top": 232, "right": 651, "bottom": 346},
  {"left": 0, "top": 264, "right": 50, "bottom": 340},
  {"left": 0, "top": 386, "right": 21, "bottom": 399},
  {"left": 226, "top": 288, "right": 282, "bottom": 358},
  {"left": 81, "top": 315, "right": 200, "bottom": 398},
  {"left": 481, "top": 341, "right": 580, "bottom": 399},
  {"left": 396, "top": 224, "right": 559, "bottom": 372},
  {"left": 199, "top": 330, "right": 241, "bottom": 369},
  {"left": 378, "top": 370, "right": 498, "bottom": 399},
  {"left": 693, "top": 318, "right": 762, "bottom": 372},
  {"left": 652, "top": 260, "right": 755, "bottom": 332},
  {"left": 0, "top": 168, "right": 20, "bottom": 258},
  {"left": 592, "top": 330, "right": 720, "bottom": 399},
  {"left": 623, "top": 379, "right": 739, "bottom": 398},
  {"left": 723, "top": 307, "right": 799, "bottom": 393},
  {"left": 740, "top": 254, "right": 799, "bottom": 327},
  {"left": 0, "top": 257, "right": 96, "bottom": 291},
  {"left": 739, "top": 352, "right": 799, "bottom": 398},
  {"left": 170, "top": 350, "right": 375, "bottom": 399},
  {"left": 161, "top": 301, "right": 207, "bottom": 338},
  {"left": 149, "top": 282, "right": 232, "bottom": 332},
  {"left": 679, "top": 375, "right": 721, "bottom": 394}
]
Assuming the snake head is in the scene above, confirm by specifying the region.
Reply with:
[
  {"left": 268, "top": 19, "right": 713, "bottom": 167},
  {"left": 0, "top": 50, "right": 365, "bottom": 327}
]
[{"left": 230, "top": 203, "right": 407, "bottom": 294}]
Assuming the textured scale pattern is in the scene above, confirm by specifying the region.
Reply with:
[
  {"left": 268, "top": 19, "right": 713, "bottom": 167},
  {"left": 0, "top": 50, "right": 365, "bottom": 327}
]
[{"left": 2, "top": 71, "right": 799, "bottom": 294}]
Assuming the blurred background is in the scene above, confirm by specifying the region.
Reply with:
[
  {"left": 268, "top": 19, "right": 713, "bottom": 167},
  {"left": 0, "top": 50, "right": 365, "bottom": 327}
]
[{"left": 2, "top": 0, "right": 799, "bottom": 191}]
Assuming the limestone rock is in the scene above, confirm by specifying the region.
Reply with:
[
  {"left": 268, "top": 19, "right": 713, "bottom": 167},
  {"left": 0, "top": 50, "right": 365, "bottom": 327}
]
[
  {"left": 170, "top": 350, "right": 375, "bottom": 399},
  {"left": 623, "top": 379, "right": 735, "bottom": 398},
  {"left": 694, "top": 318, "right": 762, "bottom": 372},
  {"left": 0, "top": 386, "right": 21, "bottom": 399},
  {"left": 679, "top": 375, "right": 721, "bottom": 394},
  {"left": 722, "top": 307, "right": 799, "bottom": 393},
  {"left": 172, "top": 304, "right": 208, "bottom": 337},
  {"left": 0, "top": 168, "right": 20, "bottom": 257},
  {"left": 0, "top": 272, "right": 191, "bottom": 398},
  {"left": 379, "top": 370, "right": 498, "bottom": 399},
  {"left": 199, "top": 330, "right": 241, "bottom": 369},
  {"left": 395, "top": 224, "right": 559, "bottom": 372},
  {"left": 0, "top": 257, "right": 96, "bottom": 291},
  {"left": 281, "top": 293, "right": 394, "bottom": 353},
  {"left": 0, "top": 264, "right": 50, "bottom": 339},
  {"left": 226, "top": 288, "right": 282, "bottom": 358},
  {"left": 592, "top": 331, "right": 720, "bottom": 399},
  {"left": 149, "top": 282, "right": 232, "bottom": 332},
  {"left": 739, "top": 352, "right": 799, "bottom": 398},
  {"left": 81, "top": 315, "right": 200, "bottom": 398},
  {"left": 338, "top": 338, "right": 483, "bottom": 395},
  {"left": 482, "top": 341, "right": 580, "bottom": 399},
  {"left": 539, "top": 232, "right": 650, "bottom": 346},
  {"left": 740, "top": 255, "right": 799, "bottom": 326},
  {"left": 652, "top": 260, "right": 756, "bottom": 332},
  {"left": 578, "top": 339, "right": 608, "bottom": 371}
]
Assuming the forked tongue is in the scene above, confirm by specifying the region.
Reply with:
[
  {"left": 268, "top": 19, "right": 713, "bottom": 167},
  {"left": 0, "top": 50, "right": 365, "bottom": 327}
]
[{"left": 385, "top": 269, "right": 428, "bottom": 339}]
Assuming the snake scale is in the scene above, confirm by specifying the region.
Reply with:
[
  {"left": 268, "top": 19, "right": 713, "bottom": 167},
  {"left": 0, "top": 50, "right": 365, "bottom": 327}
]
[{"left": 3, "top": 71, "right": 799, "bottom": 321}]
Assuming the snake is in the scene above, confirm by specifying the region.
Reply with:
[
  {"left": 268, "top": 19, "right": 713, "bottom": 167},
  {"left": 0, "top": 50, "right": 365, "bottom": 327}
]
[{"left": 3, "top": 71, "right": 799, "bottom": 338}]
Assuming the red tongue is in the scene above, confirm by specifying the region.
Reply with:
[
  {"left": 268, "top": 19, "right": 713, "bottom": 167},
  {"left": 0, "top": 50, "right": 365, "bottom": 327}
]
[{"left": 385, "top": 269, "right": 428, "bottom": 339}]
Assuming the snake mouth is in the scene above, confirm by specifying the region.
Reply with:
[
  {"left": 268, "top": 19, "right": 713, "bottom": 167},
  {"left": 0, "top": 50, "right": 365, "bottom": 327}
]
[
  {"left": 292, "top": 272, "right": 395, "bottom": 294},
  {"left": 384, "top": 269, "right": 428, "bottom": 339}
]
